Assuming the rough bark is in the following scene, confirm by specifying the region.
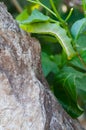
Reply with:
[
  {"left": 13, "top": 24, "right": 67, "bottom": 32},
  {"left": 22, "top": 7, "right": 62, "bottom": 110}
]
[{"left": 0, "top": 2, "right": 85, "bottom": 130}]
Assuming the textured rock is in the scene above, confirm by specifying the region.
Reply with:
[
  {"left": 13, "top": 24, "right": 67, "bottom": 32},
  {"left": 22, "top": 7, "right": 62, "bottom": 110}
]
[{"left": 0, "top": 2, "right": 84, "bottom": 130}]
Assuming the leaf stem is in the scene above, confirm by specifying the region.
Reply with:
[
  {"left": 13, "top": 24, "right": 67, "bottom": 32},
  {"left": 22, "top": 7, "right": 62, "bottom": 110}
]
[
  {"left": 38, "top": 1, "right": 57, "bottom": 17},
  {"left": 27, "top": 0, "right": 38, "bottom": 4},
  {"left": 82, "top": 0, "right": 86, "bottom": 17},
  {"left": 12, "top": 0, "right": 23, "bottom": 13},
  {"left": 27, "top": 0, "right": 57, "bottom": 17},
  {"left": 65, "top": 8, "right": 73, "bottom": 22},
  {"left": 49, "top": 0, "right": 64, "bottom": 23}
]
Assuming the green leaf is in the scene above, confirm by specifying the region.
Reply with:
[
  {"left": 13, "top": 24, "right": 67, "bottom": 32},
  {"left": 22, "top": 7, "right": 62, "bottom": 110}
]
[
  {"left": 55, "top": 66, "right": 83, "bottom": 118},
  {"left": 76, "top": 34, "right": 86, "bottom": 51},
  {"left": 41, "top": 52, "right": 58, "bottom": 76},
  {"left": 19, "top": 22, "right": 75, "bottom": 59},
  {"left": 71, "top": 18, "right": 86, "bottom": 52},
  {"left": 69, "top": 55, "right": 86, "bottom": 73},
  {"left": 71, "top": 18, "right": 86, "bottom": 40},
  {"left": 81, "top": 50, "right": 86, "bottom": 63},
  {"left": 16, "top": 9, "right": 29, "bottom": 21},
  {"left": 76, "top": 75, "right": 86, "bottom": 103},
  {"left": 19, "top": 9, "right": 50, "bottom": 24},
  {"left": 76, "top": 75, "right": 86, "bottom": 92}
]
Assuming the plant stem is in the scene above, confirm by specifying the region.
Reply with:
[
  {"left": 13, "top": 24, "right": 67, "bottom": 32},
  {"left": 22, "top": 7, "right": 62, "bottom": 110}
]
[
  {"left": 82, "top": 0, "right": 86, "bottom": 17},
  {"left": 12, "top": 0, "right": 22, "bottom": 13},
  {"left": 38, "top": 1, "right": 57, "bottom": 17},
  {"left": 65, "top": 8, "right": 73, "bottom": 22},
  {"left": 27, "top": 0, "right": 57, "bottom": 17},
  {"left": 27, "top": 0, "right": 38, "bottom": 4},
  {"left": 49, "top": 0, "right": 64, "bottom": 23}
]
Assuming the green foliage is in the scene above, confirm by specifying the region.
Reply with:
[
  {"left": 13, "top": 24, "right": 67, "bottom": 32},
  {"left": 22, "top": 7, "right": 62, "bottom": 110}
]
[
  {"left": 55, "top": 66, "right": 84, "bottom": 118},
  {"left": 41, "top": 52, "right": 59, "bottom": 76},
  {"left": 71, "top": 18, "right": 86, "bottom": 40},
  {"left": 71, "top": 17, "right": 86, "bottom": 107},
  {"left": 16, "top": 9, "right": 29, "bottom": 21},
  {"left": 82, "top": 0, "right": 86, "bottom": 16},
  {"left": 18, "top": 9, "right": 75, "bottom": 59},
  {"left": 19, "top": 9, "right": 50, "bottom": 24},
  {"left": 16, "top": 0, "right": 86, "bottom": 118}
]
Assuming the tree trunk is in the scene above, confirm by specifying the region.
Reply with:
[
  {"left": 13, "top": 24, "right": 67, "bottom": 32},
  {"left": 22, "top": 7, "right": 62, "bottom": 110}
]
[{"left": 0, "top": 2, "right": 85, "bottom": 130}]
